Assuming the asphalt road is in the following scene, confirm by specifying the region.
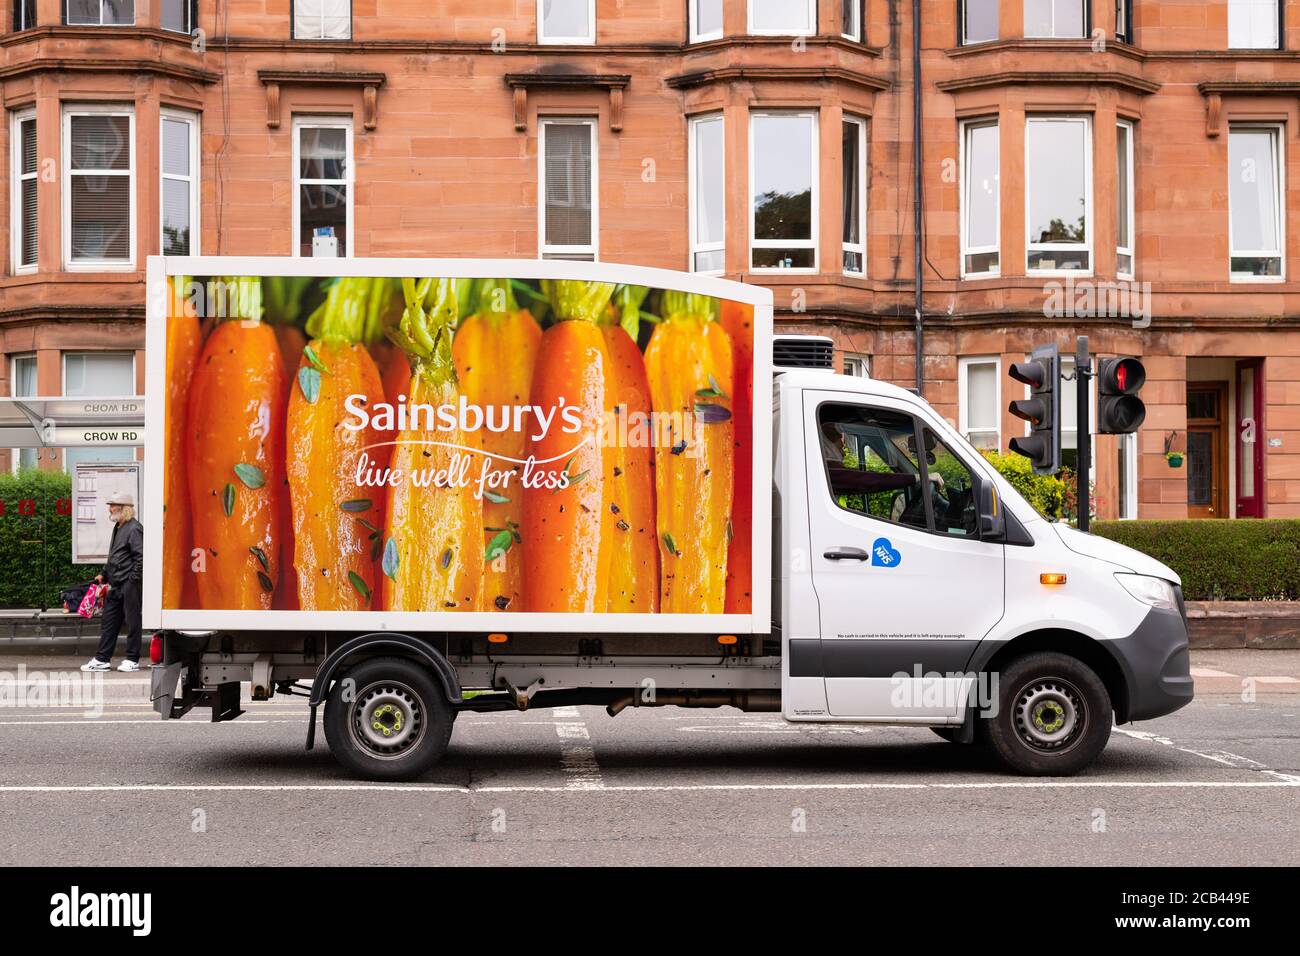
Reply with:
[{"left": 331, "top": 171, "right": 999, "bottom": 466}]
[{"left": 0, "top": 651, "right": 1296, "bottom": 866}]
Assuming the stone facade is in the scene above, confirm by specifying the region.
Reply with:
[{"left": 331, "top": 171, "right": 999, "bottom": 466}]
[{"left": 1, "top": 1, "right": 1298, "bottom": 517}]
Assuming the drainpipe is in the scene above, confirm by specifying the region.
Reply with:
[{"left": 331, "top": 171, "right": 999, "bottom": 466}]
[{"left": 912, "top": 0, "right": 924, "bottom": 396}]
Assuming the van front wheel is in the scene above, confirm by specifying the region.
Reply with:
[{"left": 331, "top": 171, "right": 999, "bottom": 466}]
[{"left": 981, "top": 652, "right": 1112, "bottom": 776}]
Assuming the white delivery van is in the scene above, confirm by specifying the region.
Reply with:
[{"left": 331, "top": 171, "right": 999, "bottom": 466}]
[{"left": 146, "top": 257, "right": 1193, "bottom": 779}]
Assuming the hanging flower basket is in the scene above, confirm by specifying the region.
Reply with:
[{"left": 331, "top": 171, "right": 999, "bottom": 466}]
[{"left": 1164, "top": 431, "right": 1184, "bottom": 468}]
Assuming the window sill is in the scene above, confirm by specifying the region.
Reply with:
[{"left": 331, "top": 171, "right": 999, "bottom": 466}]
[
  {"left": 62, "top": 263, "right": 137, "bottom": 274},
  {"left": 1027, "top": 269, "right": 1095, "bottom": 279}
]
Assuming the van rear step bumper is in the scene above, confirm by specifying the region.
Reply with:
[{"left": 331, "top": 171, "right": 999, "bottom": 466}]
[{"left": 151, "top": 663, "right": 243, "bottom": 722}]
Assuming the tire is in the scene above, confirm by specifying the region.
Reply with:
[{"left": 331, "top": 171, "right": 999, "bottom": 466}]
[
  {"left": 931, "top": 727, "right": 963, "bottom": 743},
  {"left": 323, "top": 656, "right": 454, "bottom": 781},
  {"left": 980, "top": 652, "right": 1112, "bottom": 776}
]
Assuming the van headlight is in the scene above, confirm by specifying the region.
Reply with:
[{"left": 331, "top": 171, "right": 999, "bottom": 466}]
[{"left": 1115, "top": 573, "right": 1178, "bottom": 611}]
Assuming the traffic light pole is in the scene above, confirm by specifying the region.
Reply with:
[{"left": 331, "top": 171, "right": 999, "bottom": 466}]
[{"left": 1076, "top": 336, "right": 1092, "bottom": 533}]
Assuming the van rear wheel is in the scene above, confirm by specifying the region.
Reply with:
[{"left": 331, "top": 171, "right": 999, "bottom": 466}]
[
  {"left": 323, "top": 656, "right": 454, "bottom": 781},
  {"left": 980, "top": 652, "right": 1112, "bottom": 776}
]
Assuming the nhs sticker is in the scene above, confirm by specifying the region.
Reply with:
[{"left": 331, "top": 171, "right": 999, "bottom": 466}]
[{"left": 871, "top": 537, "right": 901, "bottom": 568}]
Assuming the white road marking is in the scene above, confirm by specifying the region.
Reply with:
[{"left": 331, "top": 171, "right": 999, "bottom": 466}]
[
  {"left": 457, "top": 720, "right": 584, "bottom": 726},
  {"left": 0, "top": 719, "right": 315, "bottom": 725},
  {"left": 1262, "top": 770, "right": 1300, "bottom": 784},
  {"left": 551, "top": 705, "right": 603, "bottom": 790},
  {"left": 1113, "top": 727, "right": 1276, "bottom": 771},
  {"left": 1190, "top": 668, "right": 1239, "bottom": 678},
  {"left": 1252, "top": 676, "right": 1300, "bottom": 684},
  {"left": 0, "top": 780, "right": 1294, "bottom": 796},
  {"left": 1113, "top": 728, "right": 1174, "bottom": 746}
]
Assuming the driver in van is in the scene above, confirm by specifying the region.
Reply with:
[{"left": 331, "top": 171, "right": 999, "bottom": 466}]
[{"left": 820, "top": 420, "right": 915, "bottom": 496}]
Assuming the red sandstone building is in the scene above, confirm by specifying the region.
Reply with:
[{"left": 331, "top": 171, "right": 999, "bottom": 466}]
[{"left": 1, "top": 1, "right": 1298, "bottom": 519}]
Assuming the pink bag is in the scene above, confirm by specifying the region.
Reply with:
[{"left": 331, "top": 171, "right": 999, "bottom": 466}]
[{"left": 77, "top": 584, "right": 104, "bottom": 619}]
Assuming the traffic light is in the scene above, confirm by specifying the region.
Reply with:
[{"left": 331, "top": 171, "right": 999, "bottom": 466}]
[
  {"left": 1008, "top": 344, "right": 1060, "bottom": 475},
  {"left": 1097, "top": 357, "right": 1146, "bottom": 434}
]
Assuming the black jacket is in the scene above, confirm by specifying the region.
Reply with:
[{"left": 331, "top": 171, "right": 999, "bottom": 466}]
[{"left": 103, "top": 517, "right": 144, "bottom": 588}]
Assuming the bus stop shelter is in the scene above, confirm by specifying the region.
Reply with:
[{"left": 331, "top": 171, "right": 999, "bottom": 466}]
[{"left": 0, "top": 396, "right": 145, "bottom": 635}]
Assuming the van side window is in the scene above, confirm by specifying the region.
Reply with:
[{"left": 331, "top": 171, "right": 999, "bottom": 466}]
[
  {"left": 923, "top": 427, "right": 979, "bottom": 538},
  {"left": 818, "top": 404, "right": 928, "bottom": 532}
]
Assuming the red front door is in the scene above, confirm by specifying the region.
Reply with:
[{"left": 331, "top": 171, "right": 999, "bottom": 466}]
[{"left": 1236, "top": 359, "right": 1265, "bottom": 518}]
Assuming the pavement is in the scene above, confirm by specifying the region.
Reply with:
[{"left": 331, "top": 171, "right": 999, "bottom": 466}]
[{"left": 0, "top": 649, "right": 1296, "bottom": 866}]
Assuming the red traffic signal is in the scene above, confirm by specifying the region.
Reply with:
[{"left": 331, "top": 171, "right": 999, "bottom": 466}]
[
  {"left": 1097, "top": 357, "right": 1146, "bottom": 435},
  {"left": 1098, "top": 357, "right": 1145, "bottom": 396}
]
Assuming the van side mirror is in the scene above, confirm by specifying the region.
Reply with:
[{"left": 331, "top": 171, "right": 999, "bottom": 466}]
[{"left": 978, "top": 480, "right": 1005, "bottom": 540}]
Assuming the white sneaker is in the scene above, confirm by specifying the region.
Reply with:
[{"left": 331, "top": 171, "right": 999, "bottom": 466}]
[
  {"left": 116, "top": 660, "right": 140, "bottom": 673},
  {"left": 80, "top": 659, "right": 111, "bottom": 672}
]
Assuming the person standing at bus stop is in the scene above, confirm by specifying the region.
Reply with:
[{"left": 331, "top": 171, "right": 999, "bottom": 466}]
[{"left": 81, "top": 492, "right": 144, "bottom": 673}]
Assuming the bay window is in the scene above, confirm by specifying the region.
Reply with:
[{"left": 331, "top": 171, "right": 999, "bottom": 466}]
[
  {"left": 689, "top": 114, "right": 725, "bottom": 274},
  {"left": 1024, "top": 0, "right": 1085, "bottom": 38},
  {"left": 750, "top": 111, "right": 818, "bottom": 270},
  {"left": 1117, "top": 120, "right": 1134, "bottom": 277},
  {"left": 1026, "top": 115, "right": 1091, "bottom": 274},
  {"left": 843, "top": 353, "right": 870, "bottom": 378},
  {"left": 690, "top": 0, "right": 723, "bottom": 42},
  {"left": 962, "top": 0, "right": 999, "bottom": 44},
  {"left": 1116, "top": 0, "right": 1132, "bottom": 43},
  {"left": 63, "top": 353, "right": 135, "bottom": 472},
  {"left": 63, "top": 105, "right": 134, "bottom": 269},
  {"left": 842, "top": 116, "right": 867, "bottom": 276},
  {"left": 960, "top": 119, "right": 1000, "bottom": 277},
  {"left": 959, "top": 356, "right": 1001, "bottom": 450},
  {"left": 1117, "top": 432, "right": 1138, "bottom": 519},
  {"left": 161, "top": 0, "right": 196, "bottom": 34},
  {"left": 161, "top": 110, "right": 200, "bottom": 257},
  {"left": 842, "top": 0, "right": 862, "bottom": 41},
  {"left": 10, "top": 355, "right": 37, "bottom": 472},
  {"left": 64, "top": 0, "right": 134, "bottom": 25},
  {"left": 11, "top": 109, "right": 37, "bottom": 273},
  {"left": 14, "top": 0, "right": 36, "bottom": 30},
  {"left": 749, "top": 0, "right": 816, "bottom": 36}
]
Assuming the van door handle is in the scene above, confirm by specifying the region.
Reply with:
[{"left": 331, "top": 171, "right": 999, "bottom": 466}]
[{"left": 823, "top": 547, "right": 870, "bottom": 561}]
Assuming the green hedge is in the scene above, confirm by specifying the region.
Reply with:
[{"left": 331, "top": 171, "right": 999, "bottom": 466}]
[
  {"left": 980, "top": 450, "right": 1067, "bottom": 520},
  {"left": 0, "top": 470, "right": 100, "bottom": 610},
  {"left": 1092, "top": 519, "right": 1300, "bottom": 601}
]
